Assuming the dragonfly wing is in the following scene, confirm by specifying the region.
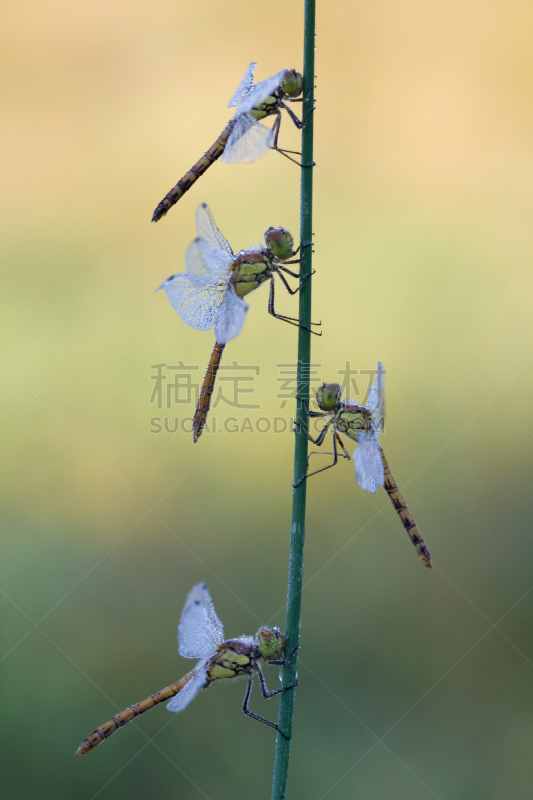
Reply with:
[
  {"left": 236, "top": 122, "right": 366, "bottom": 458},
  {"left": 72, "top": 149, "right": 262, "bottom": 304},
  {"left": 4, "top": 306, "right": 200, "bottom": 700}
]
[
  {"left": 185, "top": 236, "right": 234, "bottom": 284},
  {"left": 354, "top": 433, "right": 384, "bottom": 494},
  {"left": 367, "top": 361, "right": 385, "bottom": 431},
  {"left": 178, "top": 583, "right": 225, "bottom": 659},
  {"left": 157, "top": 274, "right": 223, "bottom": 331},
  {"left": 236, "top": 70, "right": 286, "bottom": 114},
  {"left": 166, "top": 662, "right": 209, "bottom": 713},
  {"left": 194, "top": 203, "right": 233, "bottom": 256},
  {"left": 222, "top": 114, "right": 274, "bottom": 164},
  {"left": 214, "top": 284, "right": 248, "bottom": 344},
  {"left": 227, "top": 62, "right": 256, "bottom": 108}
]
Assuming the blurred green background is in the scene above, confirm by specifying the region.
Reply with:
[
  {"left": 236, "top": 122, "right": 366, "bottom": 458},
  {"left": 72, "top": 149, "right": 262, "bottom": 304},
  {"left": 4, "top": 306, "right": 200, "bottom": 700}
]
[{"left": 2, "top": 1, "right": 533, "bottom": 798}]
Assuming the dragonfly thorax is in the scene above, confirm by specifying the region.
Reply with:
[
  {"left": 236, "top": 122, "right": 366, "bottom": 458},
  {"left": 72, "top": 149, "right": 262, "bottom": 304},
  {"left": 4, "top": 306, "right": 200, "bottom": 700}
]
[
  {"left": 231, "top": 229, "right": 295, "bottom": 298},
  {"left": 231, "top": 249, "right": 274, "bottom": 297},
  {"left": 208, "top": 639, "right": 255, "bottom": 682},
  {"left": 337, "top": 403, "right": 373, "bottom": 441}
]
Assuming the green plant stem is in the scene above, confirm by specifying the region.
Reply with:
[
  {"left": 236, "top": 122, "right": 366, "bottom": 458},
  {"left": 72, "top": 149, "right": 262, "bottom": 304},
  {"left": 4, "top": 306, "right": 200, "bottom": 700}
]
[{"left": 270, "top": 2, "right": 315, "bottom": 798}]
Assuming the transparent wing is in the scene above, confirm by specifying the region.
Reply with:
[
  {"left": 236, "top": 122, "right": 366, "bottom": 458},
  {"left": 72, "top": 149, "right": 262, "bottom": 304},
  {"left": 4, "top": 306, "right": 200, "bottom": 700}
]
[
  {"left": 157, "top": 274, "right": 223, "bottom": 331},
  {"left": 222, "top": 114, "right": 274, "bottom": 164},
  {"left": 214, "top": 284, "right": 249, "bottom": 344},
  {"left": 227, "top": 62, "right": 256, "bottom": 108},
  {"left": 178, "top": 583, "right": 225, "bottom": 659},
  {"left": 236, "top": 69, "right": 286, "bottom": 114},
  {"left": 195, "top": 203, "right": 233, "bottom": 256},
  {"left": 166, "top": 662, "right": 209, "bottom": 713},
  {"left": 367, "top": 361, "right": 385, "bottom": 431},
  {"left": 185, "top": 236, "right": 234, "bottom": 283},
  {"left": 354, "top": 433, "right": 384, "bottom": 494}
]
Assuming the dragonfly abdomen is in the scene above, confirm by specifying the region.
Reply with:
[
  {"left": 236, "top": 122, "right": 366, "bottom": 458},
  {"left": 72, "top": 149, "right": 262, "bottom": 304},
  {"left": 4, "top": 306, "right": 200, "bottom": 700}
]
[
  {"left": 193, "top": 342, "right": 225, "bottom": 443},
  {"left": 379, "top": 446, "right": 432, "bottom": 569},
  {"left": 151, "top": 119, "right": 237, "bottom": 223},
  {"left": 74, "top": 671, "right": 196, "bottom": 757}
]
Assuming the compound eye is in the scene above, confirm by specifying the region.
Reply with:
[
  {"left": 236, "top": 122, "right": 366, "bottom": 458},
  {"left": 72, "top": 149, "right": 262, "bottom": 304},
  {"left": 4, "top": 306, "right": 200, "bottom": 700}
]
[
  {"left": 281, "top": 70, "right": 302, "bottom": 97},
  {"left": 264, "top": 227, "right": 293, "bottom": 260},
  {"left": 322, "top": 383, "right": 342, "bottom": 407}
]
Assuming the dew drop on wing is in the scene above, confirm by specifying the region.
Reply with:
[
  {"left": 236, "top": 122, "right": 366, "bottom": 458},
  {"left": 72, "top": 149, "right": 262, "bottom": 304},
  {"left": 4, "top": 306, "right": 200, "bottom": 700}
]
[
  {"left": 158, "top": 274, "right": 223, "bottom": 332},
  {"left": 227, "top": 62, "right": 257, "bottom": 108},
  {"left": 214, "top": 285, "right": 249, "bottom": 344},
  {"left": 166, "top": 664, "right": 209, "bottom": 714},
  {"left": 185, "top": 237, "right": 234, "bottom": 282},
  {"left": 354, "top": 433, "right": 384, "bottom": 494},
  {"left": 178, "top": 583, "right": 225, "bottom": 659},
  {"left": 222, "top": 114, "right": 274, "bottom": 164},
  {"left": 235, "top": 69, "right": 286, "bottom": 115},
  {"left": 194, "top": 203, "right": 234, "bottom": 255}
]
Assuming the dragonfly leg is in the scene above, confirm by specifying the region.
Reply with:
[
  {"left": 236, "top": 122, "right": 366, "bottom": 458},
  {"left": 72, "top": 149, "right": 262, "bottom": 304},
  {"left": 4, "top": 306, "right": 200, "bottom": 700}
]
[
  {"left": 284, "top": 84, "right": 316, "bottom": 103},
  {"left": 270, "top": 111, "right": 315, "bottom": 168},
  {"left": 277, "top": 268, "right": 319, "bottom": 301},
  {"left": 270, "top": 644, "right": 301, "bottom": 666},
  {"left": 242, "top": 675, "right": 291, "bottom": 740},
  {"left": 294, "top": 394, "right": 328, "bottom": 419},
  {"left": 298, "top": 268, "right": 317, "bottom": 289},
  {"left": 294, "top": 416, "right": 332, "bottom": 447},
  {"left": 283, "top": 238, "right": 315, "bottom": 262},
  {"left": 270, "top": 112, "right": 295, "bottom": 152},
  {"left": 257, "top": 666, "right": 298, "bottom": 699},
  {"left": 293, "top": 424, "right": 340, "bottom": 487},
  {"left": 281, "top": 104, "right": 303, "bottom": 131},
  {"left": 301, "top": 104, "right": 316, "bottom": 129},
  {"left": 268, "top": 276, "right": 322, "bottom": 335},
  {"left": 277, "top": 264, "right": 301, "bottom": 278},
  {"left": 275, "top": 269, "right": 299, "bottom": 296},
  {"left": 278, "top": 265, "right": 317, "bottom": 284},
  {"left": 277, "top": 265, "right": 318, "bottom": 294},
  {"left": 281, "top": 100, "right": 316, "bottom": 133},
  {"left": 336, "top": 432, "right": 351, "bottom": 462},
  {"left": 283, "top": 239, "right": 315, "bottom": 265},
  {"left": 285, "top": 84, "right": 316, "bottom": 105}
]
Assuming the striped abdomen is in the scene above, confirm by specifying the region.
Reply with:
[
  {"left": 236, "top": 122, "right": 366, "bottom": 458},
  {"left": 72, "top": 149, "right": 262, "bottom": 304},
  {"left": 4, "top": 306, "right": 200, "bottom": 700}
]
[
  {"left": 151, "top": 119, "right": 236, "bottom": 222},
  {"left": 74, "top": 670, "right": 196, "bottom": 757},
  {"left": 193, "top": 342, "right": 225, "bottom": 443},
  {"left": 379, "top": 445, "right": 432, "bottom": 568}
]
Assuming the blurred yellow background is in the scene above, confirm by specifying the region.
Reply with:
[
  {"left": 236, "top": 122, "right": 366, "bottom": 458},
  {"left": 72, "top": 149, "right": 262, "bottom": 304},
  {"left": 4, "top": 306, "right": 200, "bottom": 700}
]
[{"left": 2, "top": 1, "right": 533, "bottom": 797}]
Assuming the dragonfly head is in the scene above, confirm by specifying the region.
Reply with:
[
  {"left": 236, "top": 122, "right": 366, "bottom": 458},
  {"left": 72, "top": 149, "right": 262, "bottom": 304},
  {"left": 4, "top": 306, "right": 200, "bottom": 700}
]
[
  {"left": 316, "top": 382, "right": 343, "bottom": 411},
  {"left": 264, "top": 227, "right": 295, "bottom": 261},
  {"left": 256, "top": 626, "right": 285, "bottom": 661},
  {"left": 281, "top": 70, "right": 304, "bottom": 99}
]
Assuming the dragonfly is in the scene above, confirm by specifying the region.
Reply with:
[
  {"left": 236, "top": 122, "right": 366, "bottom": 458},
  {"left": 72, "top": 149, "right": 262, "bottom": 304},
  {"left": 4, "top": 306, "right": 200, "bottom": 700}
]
[
  {"left": 295, "top": 363, "right": 432, "bottom": 568},
  {"left": 75, "top": 583, "right": 298, "bottom": 757},
  {"left": 157, "top": 202, "right": 318, "bottom": 442},
  {"left": 152, "top": 62, "right": 309, "bottom": 223}
]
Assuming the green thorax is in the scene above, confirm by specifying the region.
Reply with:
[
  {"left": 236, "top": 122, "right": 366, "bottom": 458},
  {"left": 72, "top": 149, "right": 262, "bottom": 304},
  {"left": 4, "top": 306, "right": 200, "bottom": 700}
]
[
  {"left": 249, "top": 87, "right": 285, "bottom": 121},
  {"left": 336, "top": 402, "right": 373, "bottom": 442},
  {"left": 231, "top": 226, "right": 295, "bottom": 298},
  {"left": 207, "top": 638, "right": 256, "bottom": 682},
  {"left": 231, "top": 248, "right": 274, "bottom": 297}
]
